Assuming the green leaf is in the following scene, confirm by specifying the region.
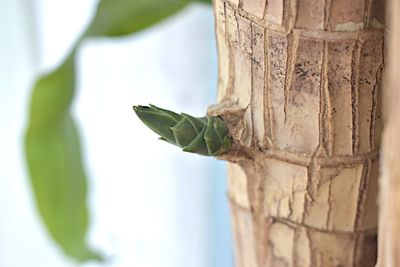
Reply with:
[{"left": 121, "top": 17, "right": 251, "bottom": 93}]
[
  {"left": 25, "top": 53, "right": 101, "bottom": 261},
  {"left": 193, "top": 0, "right": 212, "bottom": 3},
  {"left": 86, "top": 0, "right": 190, "bottom": 37},
  {"left": 25, "top": 0, "right": 211, "bottom": 262}
]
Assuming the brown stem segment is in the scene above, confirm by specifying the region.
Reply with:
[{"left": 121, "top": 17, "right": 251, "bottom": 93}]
[{"left": 210, "top": 0, "right": 385, "bottom": 266}]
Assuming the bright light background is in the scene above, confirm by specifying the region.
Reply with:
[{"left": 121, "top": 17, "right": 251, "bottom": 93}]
[{"left": 0, "top": 0, "right": 233, "bottom": 266}]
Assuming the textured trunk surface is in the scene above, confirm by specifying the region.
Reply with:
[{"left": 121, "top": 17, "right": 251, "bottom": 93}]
[
  {"left": 377, "top": 0, "right": 400, "bottom": 266},
  {"left": 209, "top": 0, "right": 385, "bottom": 266}
]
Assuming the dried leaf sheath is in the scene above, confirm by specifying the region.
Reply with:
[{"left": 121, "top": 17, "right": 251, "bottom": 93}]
[{"left": 133, "top": 105, "right": 232, "bottom": 156}]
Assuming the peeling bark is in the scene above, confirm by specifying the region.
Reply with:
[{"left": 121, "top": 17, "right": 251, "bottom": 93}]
[{"left": 211, "top": 0, "right": 385, "bottom": 266}]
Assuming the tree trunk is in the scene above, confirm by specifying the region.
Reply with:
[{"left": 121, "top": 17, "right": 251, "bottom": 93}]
[
  {"left": 209, "top": 0, "right": 385, "bottom": 266},
  {"left": 377, "top": 0, "right": 399, "bottom": 266}
]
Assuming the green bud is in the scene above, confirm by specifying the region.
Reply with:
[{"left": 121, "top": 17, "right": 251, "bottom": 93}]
[{"left": 133, "top": 104, "right": 232, "bottom": 156}]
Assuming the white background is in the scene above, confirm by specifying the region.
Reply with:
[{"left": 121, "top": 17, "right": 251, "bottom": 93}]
[{"left": 0, "top": 1, "right": 233, "bottom": 266}]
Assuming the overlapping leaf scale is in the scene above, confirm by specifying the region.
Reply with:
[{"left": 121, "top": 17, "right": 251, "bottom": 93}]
[{"left": 133, "top": 105, "right": 232, "bottom": 156}]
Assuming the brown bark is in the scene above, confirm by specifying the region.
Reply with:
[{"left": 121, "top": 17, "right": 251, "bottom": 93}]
[
  {"left": 377, "top": 0, "right": 400, "bottom": 266},
  {"left": 210, "top": 0, "right": 385, "bottom": 266}
]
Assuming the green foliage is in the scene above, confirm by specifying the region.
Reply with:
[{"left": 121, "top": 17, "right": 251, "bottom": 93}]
[
  {"left": 87, "top": 0, "right": 188, "bottom": 37},
  {"left": 25, "top": 0, "right": 211, "bottom": 262},
  {"left": 26, "top": 53, "right": 102, "bottom": 261},
  {"left": 193, "top": 0, "right": 213, "bottom": 3},
  {"left": 133, "top": 105, "right": 232, "bottom": 156}
]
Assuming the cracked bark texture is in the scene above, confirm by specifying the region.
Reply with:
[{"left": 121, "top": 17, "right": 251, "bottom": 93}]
[
  {"left": 209, "top": 0, "right": 385, "bottom": 266},
  {"left": 377, "top": 0, "right": 399, "bottom": 266}
]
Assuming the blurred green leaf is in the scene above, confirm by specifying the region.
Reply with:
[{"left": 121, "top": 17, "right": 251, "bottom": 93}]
[
  {"left": 25, "top": 0, "right": 211, "bottom": 262},
  {"left": 86, "top": 0, "right": 190, "bottom": 37},
  {"left": 193, "top": 0, "right": 212, "bottom": 3},
  {"left": 25, "top": 53, "right": 101, "bottom": 261}
]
